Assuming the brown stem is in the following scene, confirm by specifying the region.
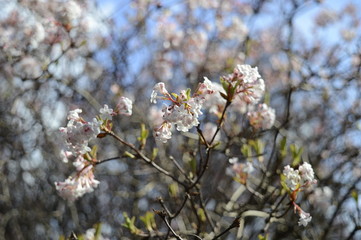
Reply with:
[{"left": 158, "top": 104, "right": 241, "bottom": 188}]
[{"left": 105, "top": 129, "right": 187, "bottom": 188}]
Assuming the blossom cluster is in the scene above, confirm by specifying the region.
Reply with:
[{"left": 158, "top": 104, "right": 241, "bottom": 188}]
[
  {"left": 203, "top": 65, "right": 275, "bottom": 129},
  {"left": 221, "top": 64, "right": 265, "bottom": 104},
  {"left": 55, "top": 99, "right": 132, "bottom": 201},
  {"left": 150, "top": 79, "right": 215, "bottom": 143},
  {"left": 283, "top": 162, "right": 317, "bottom": 227},
  {"left": 283, "top": 162, "right": 316, "bottom": 191}
]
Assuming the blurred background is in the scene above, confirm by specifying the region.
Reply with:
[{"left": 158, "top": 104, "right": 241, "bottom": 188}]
[{"left": 0, "top": 0, "right": 361, "bottom": 239}]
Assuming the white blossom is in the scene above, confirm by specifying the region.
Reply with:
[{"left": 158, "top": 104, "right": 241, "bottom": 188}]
[
  {"left": 203, "top": 82, "right": 227, "bottom": 115},
  {"left": 247, "top": 103, "right": 276, "bottom": 130},
  {"left": 195, "top": 77, "right": 216, "bottom": 97},
  {"left": 150, "top": 82, "right": 169, "bottom": 103},
  {"left": 150, "top": 79, "right": 215, "bottom": 142},
  {"left": 299, "top": 162, "right": 315, "bottom": 184},
  {"left": 283, "top": 163, "right": 316, "bottom": 191},
  {"left": 116, "top": 97, "right": 133, "bottom": 116},
  {"left": 55, "top": 165, "right": 99, "bottom": 202},
  {"left": 154, "top": 122, "right": 172, "bottom": 143},
  {"left": 234, "top": 64, "right": 261, "bottom": 83},
  {"left": 283, "top": 165, "right": 301, "bottom": 191},
  {"left": 222, "top": 64, "right": 265, "bottom": 105},
  {"left": 99, "top": 104, "right": 114, "bottom": 120},
  {"left": 298, "top": 211, "right": 312, "bottom": 227},
  {"left": 60, "top": 109, "right": 100, "bottom": 154}
]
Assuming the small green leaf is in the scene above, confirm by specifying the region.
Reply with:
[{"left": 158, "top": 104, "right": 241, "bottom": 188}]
[
  {"left": 185, "top": 88, "right": 191, "bottom": 100},
  {"left": 169, "top": 183, "right": 179, "bottom": 198},
  {"left": 197, "top": 208, "right": 207, "bottom": 222},
  {"left": 189, "top": 157, "right": 197, "bottom": 175},
  {"left": 90, "top": 145, "right": 98, "bottom": 159},
  {"left": 151, "top": 148, "right": 158, "bottom": 161},
  {"left": 258, "top": 234, "right": 268, "bottom": 240},
  {"left": 290, "top": 144, "right": 303, "bottom": 167},
  {"left": 352, "top": 190, "right": 358, "bottom": 203},
  {"left": 124, "top": 151, "right": 136, "bottom": 159},
  {"left": 140, "top": 211, "right": 157, "bottom": 232},
  {"left": 138, "top": 123, "right": 149, "bottom": 147},
  {"left": 122, "top": 213, "right": 143, "bottom": 235},
  {"left": 241, "top": 144, "right": 251, "bottom": 158},
  {"left": 280, "top": 136, "right": 287, "bottom": 159}
]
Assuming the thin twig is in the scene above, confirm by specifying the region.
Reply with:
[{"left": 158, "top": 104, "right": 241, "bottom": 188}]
[{"left": 105, "top": 129, "right": 187, "bottom": 188}]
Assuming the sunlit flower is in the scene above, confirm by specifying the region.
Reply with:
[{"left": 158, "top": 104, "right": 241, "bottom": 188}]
[
  {"left": 55, "top": 165, "right": 99, "bottom": 202},
  {"left": 153, "top": 122, "right": 172, "bottom": 143},
  {"left": 99, "top": 104, "right": 114, "bottom": 120},
  {"left": 150, "top": 79, "right": 216, "bottom": 142},
  {"left": 116, "top": 97, "right": 133, "bottom": 116},
  {"left": 299, "top": 162, "right": 315, "bottom": 184},
  {"left": 60, "top": 109, "right": 100, "bottom": 154},
  {"left": 283, "top": 165, "right": 301, "bottom": 191},
  {"left": 151, "top": 82, "right": 169, "bottom": 104}
]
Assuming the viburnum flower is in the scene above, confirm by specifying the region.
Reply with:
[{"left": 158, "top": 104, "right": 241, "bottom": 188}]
[
  {"left": 150, "top": 79, "right": 216, "bottom": 142},
  {"left": 298, "top": 210, "right": 312, "bottom": 227},
  {"left": 99, "top": 104, "right": 115, "bottom": 120},
  {"left": 283, "top": 165, "right": 301, "bottom": 191},
  {"left": 247, "top": 103, "right": 276, "bottom": 130},
  {"left": 55, "top": 165, "right": 99, "bottom": 202},
  {"left": 115, "top": 97, "right": 133, "bottom": 116},
  {"left": 153, "top": 122, "right": 172, "bottom": 143},
  {"left": 203, "top": 82, "right": 227, "bottom": 115},
  {"left": 221, "top": 64, "right": 265, "bottom": 104},
  {"left": 150, "top": 82, "right": 170, "bottom": 104},
  {"left": 298, "top": 162, "right": 315, "bottom": 184},
  {"left": 59, "top": 109, "right": 101, "bottom": 154},
  {"left": 283, "top": 162, "right": 316, "bottom": 191}
]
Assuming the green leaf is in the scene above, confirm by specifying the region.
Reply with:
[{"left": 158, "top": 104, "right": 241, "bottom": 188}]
[
  {"left": 151, "top": 148, "right": 158, "bottom": 161},
  {"left": 124, "top": 151, "right": 136, "bottom": 159},
  {"left": 264, "top": 91, "right": 270, "bottom": 105},
  {"left": 279, "top": 136, "right": 287, "bottom": 159},
  {"left": 290, "top": 144, "right": 303, "bottom": 167},
  {"left": 140, "top": 212, "right": 157, "bottom": 232},
  {"left": 122, "top": 213, "right": 143, "bottom": 235},
  {"left": 169, "top": 183, "right": 179, "bottom": 198},
  {"left": 189, "top": 157, "right": 197, "bottom": 175},
  {"left": 94, "top": 223, "right": 102, "bottom": 240},
  {"left": 280, "top": 174, "right": 290, "bottom": 193},
  {"left": 241, "top": 144, "right": 251, "bottom": 158},
  {"left": 197, "top": 208, "right": 207, "bottom": 222},
  {"left": 138, "top": 123, "right": 149, "bottom": 146},
  {"left": 258, "top": 234, "right": 268, "bottom": 240},
  {"left": 352, "top": 190, "right": 359, "bottom": 203},
  {"left": 220, "top": 77, "right": 229, "bottom": 93},
  {"left": 90, "top": 145, "right": 98, "bottom": 159},
  {"left": 249, "top": 139, "right": 264, "bottom": 161},
  {"left": 185, "top": 88, "right": 191, "bottom": 100}
]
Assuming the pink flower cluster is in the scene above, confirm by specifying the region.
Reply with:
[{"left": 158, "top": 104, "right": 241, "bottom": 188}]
[
  {"left": 150, "top": 79, "right": 215, "bottom": 143},
  {"left": 222, "top": 64, "right": 265, "bottom": 104},
  {"left": 59, "top": 109, "right": 101, "bottom": 155},
  {"left": 55, "top": 99, "right": 133, "bottom": 201}
]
